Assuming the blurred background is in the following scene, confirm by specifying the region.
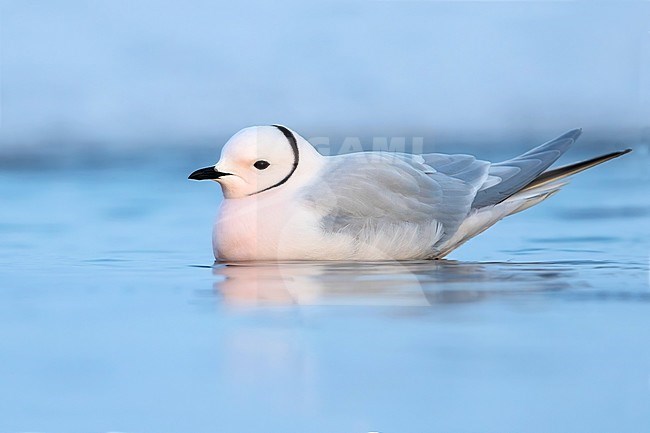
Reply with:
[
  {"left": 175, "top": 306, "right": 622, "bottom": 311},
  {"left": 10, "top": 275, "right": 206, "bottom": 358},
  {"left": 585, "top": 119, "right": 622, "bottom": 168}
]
[{"left": 1, "top": 0, "right": 649, "bottom": 161}]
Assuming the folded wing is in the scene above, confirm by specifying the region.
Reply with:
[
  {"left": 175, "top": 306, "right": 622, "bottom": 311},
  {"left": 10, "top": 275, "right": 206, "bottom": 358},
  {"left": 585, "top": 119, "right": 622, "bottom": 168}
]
[
  {"left": 471, "top": 128, "right": 582, "bottom": 208},
  {"left": 302, "top": 152, "right": 491, "bottom": 248}
]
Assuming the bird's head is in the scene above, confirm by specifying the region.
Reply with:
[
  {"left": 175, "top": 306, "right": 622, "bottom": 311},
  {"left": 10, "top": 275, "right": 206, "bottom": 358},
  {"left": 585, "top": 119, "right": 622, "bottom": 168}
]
[{"left": 189, "top": 125, "right": 319, "bottom": 199}]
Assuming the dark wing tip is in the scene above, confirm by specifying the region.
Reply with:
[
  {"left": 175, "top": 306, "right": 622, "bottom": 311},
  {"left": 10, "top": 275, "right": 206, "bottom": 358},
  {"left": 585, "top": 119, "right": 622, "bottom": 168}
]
[{"left": 607, "top": 148, "right": 632, "bottom": 159}]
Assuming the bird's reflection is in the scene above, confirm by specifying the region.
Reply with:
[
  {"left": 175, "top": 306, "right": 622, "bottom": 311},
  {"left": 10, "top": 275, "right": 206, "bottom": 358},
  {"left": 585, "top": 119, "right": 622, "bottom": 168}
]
[{"left": 211, "top": 260, "right": 575, "bottom": 306}]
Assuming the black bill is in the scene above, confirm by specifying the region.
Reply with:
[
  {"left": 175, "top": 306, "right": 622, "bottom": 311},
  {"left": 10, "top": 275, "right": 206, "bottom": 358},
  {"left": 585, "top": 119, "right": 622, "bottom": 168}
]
[{"left": 188, "top": 167, "right": 231, "bottom": 180}]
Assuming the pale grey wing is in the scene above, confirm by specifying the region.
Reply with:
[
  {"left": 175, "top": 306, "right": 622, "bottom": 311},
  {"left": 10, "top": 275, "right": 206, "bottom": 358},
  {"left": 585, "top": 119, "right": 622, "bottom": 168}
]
[
  {"left": 471, "top": 128, "right": 582, "bottom": 208},
  {"left": 302, "top": 152, "right": 489, "bottom": 245},
  {"left": 416, "top": 153, "right": 491, "bottom": 193}
]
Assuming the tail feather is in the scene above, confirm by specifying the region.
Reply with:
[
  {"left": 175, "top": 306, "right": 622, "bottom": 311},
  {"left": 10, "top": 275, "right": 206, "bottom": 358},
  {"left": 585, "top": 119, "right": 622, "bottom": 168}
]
[
  {"left": 507, "top": 181, "right": 566, "bottom": 215},
  {"left": 436, "top": 147, "right": 631, "bottom": 258},
  {"left": 506, "top": 149, "right": 631, "bottom": 214}
]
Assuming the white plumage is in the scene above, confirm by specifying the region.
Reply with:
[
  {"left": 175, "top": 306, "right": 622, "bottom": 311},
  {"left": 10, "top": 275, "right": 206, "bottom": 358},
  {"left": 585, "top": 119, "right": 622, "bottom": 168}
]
[{"left": 189, "top": 125, "right": 629, "bottom": 261}]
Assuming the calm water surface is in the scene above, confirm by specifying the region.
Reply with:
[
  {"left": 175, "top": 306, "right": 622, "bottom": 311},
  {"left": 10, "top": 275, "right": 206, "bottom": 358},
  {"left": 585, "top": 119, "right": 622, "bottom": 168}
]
[{"left": 1, "top": 151, "right": 649, "bottom": 432}]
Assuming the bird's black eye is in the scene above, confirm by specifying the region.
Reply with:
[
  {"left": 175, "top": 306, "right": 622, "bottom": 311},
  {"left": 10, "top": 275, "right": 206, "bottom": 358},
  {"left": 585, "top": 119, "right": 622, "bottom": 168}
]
[{"left": 254, "top": 160, "right": 270, "bottom": 170}]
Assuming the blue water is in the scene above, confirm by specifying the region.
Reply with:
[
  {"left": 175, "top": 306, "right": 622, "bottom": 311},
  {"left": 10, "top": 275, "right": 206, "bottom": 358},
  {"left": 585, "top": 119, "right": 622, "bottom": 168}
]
[{"left": 1, "top": 150, "right": 649, "bottom": 433}]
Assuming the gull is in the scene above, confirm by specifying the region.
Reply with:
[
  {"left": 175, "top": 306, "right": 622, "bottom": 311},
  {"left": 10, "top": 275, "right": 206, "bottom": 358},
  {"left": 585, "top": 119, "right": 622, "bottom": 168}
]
[{"left": 189, "top": 125, "right": 630, "bottom": 261}]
